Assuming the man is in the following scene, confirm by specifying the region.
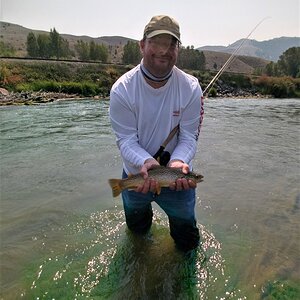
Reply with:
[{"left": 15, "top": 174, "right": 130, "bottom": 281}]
[{"left": 109, "top": 15, "right": 204, "bottom": 252}]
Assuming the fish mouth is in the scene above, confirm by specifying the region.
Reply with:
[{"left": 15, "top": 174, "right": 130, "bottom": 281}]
[{"left": 195, "top": 174, "right": 204, "bottom": 182}]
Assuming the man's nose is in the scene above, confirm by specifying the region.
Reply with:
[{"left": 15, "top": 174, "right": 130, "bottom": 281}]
[{"left": 156, "top": 43, "right": 171, "bottom": 53}]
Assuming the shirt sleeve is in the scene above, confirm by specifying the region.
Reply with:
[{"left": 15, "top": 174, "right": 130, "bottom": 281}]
[
  {"left": 109, "top": 89, "right": 153, "bottom": 169},
  {"left": 170, "top": 83, "right": 203, "bottom": 164}
]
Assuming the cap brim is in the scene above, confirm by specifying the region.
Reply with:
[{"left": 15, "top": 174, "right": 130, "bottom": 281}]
[{"left": 146, "top": 30, "right": 181, "bottom": 43}]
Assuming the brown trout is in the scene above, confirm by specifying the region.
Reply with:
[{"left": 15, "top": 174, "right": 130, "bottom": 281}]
[{"left": 108, "top": 165, "right": 204, "bottom": 197}]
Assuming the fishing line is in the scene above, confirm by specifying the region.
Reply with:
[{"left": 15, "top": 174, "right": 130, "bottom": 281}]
[{"left": 203, "top": 17, "right": 271, "bottom": 96}]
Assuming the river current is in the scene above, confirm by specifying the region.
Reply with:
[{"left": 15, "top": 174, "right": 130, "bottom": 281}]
[{"left": 0, "top": 98, "right": 299, "bottom": 299}]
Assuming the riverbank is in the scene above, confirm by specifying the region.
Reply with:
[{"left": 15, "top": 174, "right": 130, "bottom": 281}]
[
  {"left": 1, "top": 59, "right": 299, "bottom": 102},
  {"left": 0, "top": 89, "right": 268, "bottom": 106},
  {"left": 0, "top": 90, "right": 110, "bottom": 106}
]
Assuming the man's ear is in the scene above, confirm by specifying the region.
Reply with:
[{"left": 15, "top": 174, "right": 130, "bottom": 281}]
[{"left": 139, "top": 39, "right": 145, "bottom": 53}]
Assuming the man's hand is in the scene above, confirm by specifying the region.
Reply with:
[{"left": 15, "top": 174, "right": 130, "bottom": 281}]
[
  {"left": 135, "top": 158, "right": 160, "bottom": 194},
  {"left": 168, "top": 159, "right": 196, "bottom": 191}
]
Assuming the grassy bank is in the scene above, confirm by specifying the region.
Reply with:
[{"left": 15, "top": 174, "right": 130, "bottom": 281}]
[
  {"left": 1, "top": 59, "right": 299, "bottom": 100},
  {"left": 0, "top": 59, "right": 131, "bottom": 98}
]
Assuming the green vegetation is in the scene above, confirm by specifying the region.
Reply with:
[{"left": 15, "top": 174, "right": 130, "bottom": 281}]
[
  {"left": 1, "top": 45, "right": 299, "bottom": 99},
  {"left": 264, "top": 47, "right": 300, "bottom": 78},
  {"left": 177, "top": 46, "right": 205, "bottom": 71},
  {"left": 1, "top": 61, "right": 130, "bottom": 97},
  {"left": 121, "top": 41, "right": 206, "bottom": 71},
  {"left": 0, "top": 41, "right": 16, "bottom": 57},
  {"left": 75, "top": 40, "right": 108, "bottom": 62},
  {"left": 261, "top": 280, "right": 300, "bottom": 300},
  {"left": 26, "top": 28, "right": 109, "bottom": 62},
  {"left": 27, "top": 28, "right": 73, "bottom": 59},
  {"left": 122, "top": 41, "right": 142, "bottom": 64},
  {"left": 254, "top": 76, "right": 300, "bottom": 98}
]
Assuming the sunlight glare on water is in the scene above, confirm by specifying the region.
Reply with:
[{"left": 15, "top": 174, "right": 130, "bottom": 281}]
[{"left": 24, "top": 209, "right": 242, "bottom": 300}]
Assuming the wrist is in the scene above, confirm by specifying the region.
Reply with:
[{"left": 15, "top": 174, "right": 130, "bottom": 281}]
[
  {"left": 168, "top": 159, "right": 184, "bottom": 164},
  {"left": 144, "top": 157, "right": 157, "bottom": 164}
]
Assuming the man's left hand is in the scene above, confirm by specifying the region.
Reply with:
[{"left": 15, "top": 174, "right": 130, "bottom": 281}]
[{"left": 168, "top": 160, "right": 196, "bottom": 191}]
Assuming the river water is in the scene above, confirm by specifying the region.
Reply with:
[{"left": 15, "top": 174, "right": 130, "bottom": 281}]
[{"left": 0, "top": 98, "right": 299, "bottom": 299}]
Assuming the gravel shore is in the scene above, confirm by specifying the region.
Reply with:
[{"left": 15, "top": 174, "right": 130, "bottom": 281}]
[
  {"left": 0, "top": 88, "right": 266, "bottom": 106},
  {"left": 0, "top": 91, "right": 107, "bottom": 106}
]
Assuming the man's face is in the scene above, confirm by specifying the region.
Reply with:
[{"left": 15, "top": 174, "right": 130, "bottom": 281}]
[{"left": 140, "top": 34, "right": 179, "bottom": 78}]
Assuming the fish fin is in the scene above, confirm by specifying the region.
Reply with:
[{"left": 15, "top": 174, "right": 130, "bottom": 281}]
[
  {"left": 156, "top": 184, "right": 161, "bottom": 195},
  {"left": 108, "top": 179, "right": 123, "bottom": 197}
]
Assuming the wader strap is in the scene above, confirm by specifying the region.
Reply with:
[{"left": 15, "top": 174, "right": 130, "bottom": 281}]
[{"left": 153, "top": 125, "right": 179, "bottom": 159}]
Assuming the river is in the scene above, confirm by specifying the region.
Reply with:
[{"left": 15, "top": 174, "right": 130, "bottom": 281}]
[{"left": 0, "top": 98, "right": 299, "bottom": 299}]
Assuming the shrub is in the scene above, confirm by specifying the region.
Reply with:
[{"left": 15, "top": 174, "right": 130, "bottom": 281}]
[
  {"left": 254, "top": 76, "right": 300, "bottom": 98},
  {"left": 208, "top": 87, "right": 217, "bottom": 97}
]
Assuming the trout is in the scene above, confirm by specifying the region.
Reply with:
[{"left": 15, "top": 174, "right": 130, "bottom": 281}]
[{"left": 108, "top": 165, "right": 204, "bottom": 197}]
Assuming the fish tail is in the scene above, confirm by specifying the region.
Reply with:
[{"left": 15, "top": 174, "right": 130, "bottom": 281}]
[{"left": 108, "top": 179, "right": 123, "bottom": 197}]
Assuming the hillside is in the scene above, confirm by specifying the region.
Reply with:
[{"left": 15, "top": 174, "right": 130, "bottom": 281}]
[
  {"left": 198, "top": 37, "right": 300, "bottom": 62},
  {"left": 202, "top": 50, "right": 269, "bottom": 74},
  {"left": 0, "top": 22, "right": 133, "bottom": 63},
  {"left": 0, "top": 21, "right": 273, "bottom": 73}
]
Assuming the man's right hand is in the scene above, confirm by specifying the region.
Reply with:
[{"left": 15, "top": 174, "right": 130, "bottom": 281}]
[{"left": 135, "top": 158, "right": 160, "bottom": 194}]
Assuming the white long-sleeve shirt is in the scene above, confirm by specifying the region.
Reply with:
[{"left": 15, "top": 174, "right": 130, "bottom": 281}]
[{"left": 109, "top": 64, "right": 204, "bottom": 175}]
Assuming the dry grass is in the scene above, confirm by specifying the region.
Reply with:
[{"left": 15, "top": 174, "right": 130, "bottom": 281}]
[{"left": 203, "top": 50, "right": 269, "bottom": 74}]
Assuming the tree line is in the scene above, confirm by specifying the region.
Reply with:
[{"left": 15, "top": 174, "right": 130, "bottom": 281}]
[
  {"left": 27, "top": 28, "right": 72, "bottom": 59},
  {"left": 263, "top": 47, "right": 300, "bottom": 78},
  {"left": 26, "top": 28, "right": 109, "bottom": 62},
  {"left": 1, "top": 29, "right": 299, "bottom": 77},
  {"left": 75, "top": 40, "right": 108, "bottom": 62},
  {"left": 121, "top": 41, "right": 206, "bottom": 71},
  {"left": 26, "top": 34, "right": 300, "bottom": 78},
  {"left": 26, "top": 31, "right": 206, "bottom": 70}
]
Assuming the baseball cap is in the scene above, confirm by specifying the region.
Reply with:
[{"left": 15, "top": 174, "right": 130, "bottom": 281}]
[{"left": 143, "top": 15, "right": 181, "bottom": 43}]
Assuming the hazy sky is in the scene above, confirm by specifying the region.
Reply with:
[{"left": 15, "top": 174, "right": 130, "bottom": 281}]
[{"left": 1, "top": 0, "right": 299, "bottom": 47}]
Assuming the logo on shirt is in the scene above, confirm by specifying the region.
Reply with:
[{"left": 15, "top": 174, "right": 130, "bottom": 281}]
[{"left": 173, "top": 110, "right": 180, "bottom": 116}]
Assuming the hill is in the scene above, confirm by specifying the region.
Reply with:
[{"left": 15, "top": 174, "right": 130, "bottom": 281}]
[
  {"left": 0, "top": 22, "right": 134, "bottom": 62},
  {"left": 0, "top": 21, "right": 285, "bottom": 74},
  {"left": 198, "top": 37, "right": 300, "bottom": 62},
  {"left": 202, "top": 50, "right": 269, "bottom": 74}
]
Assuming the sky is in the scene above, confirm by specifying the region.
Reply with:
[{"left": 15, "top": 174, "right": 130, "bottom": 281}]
[{"left": 0, "top": 0, "right": 299, "bottom": 47}]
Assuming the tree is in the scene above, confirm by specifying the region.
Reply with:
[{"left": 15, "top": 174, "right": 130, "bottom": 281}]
[
  {"left": 75, "top": 40, "right": 90, "bottom": 60},
  {"left": 49, "top": 28, "right": 61, "bottom": 58},
  {"left": 26, "top": 29, "right": 71, "bottom": 59},
  {"left": 75, "top": 40, "right": 108, "bottom": 62},
  {"left": 177, "top": 46, "right": 205, "bottom": 70},
  {"left": 89, "top": 40, "right": 96, "bottom": 60},
  {"left": 277, "top": 47, "right": 300, "bottom": 78},
  {"left": 60, "top": 38, "right": 72, "bottom": 58},
  {"left": 26, "top": 32, "right": 39, "bottom": 57},
  {"left": 122, "top": 41, "right": 141, "bottom": 64},
  {"left": 48, "top": 28, "right": 71, "bottom": 59},
  {"left": 37, "top": 34, "right": 50, "bottom": 58},
  {"left": 94, "top": 43, "right": 108, "bottom": 62},
  {"left": 264, "top": 47, "right": 300, "bottom": 78}
]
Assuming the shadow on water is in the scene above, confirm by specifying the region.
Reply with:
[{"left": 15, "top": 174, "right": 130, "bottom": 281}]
[{"left": 20, "top": 209, "right": 241, "bottom": 300}]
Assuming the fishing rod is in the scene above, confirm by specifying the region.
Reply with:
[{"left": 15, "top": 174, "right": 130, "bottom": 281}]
[
  {"left": 203, "top": 17, "right": 270, "bottom": 96},
  {"left": 153, "top": 18, "right": 270, "bottom": 163}
]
